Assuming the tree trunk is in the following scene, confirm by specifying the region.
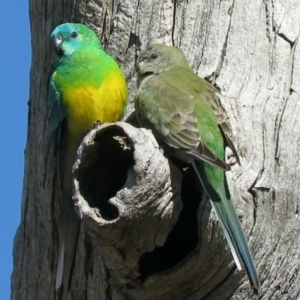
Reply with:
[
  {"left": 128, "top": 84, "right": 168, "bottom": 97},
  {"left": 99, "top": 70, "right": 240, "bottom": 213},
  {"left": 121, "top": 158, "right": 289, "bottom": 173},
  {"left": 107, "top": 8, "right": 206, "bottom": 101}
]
[{"left": 11, "top": 0, "right": 300, "bottom": 299}]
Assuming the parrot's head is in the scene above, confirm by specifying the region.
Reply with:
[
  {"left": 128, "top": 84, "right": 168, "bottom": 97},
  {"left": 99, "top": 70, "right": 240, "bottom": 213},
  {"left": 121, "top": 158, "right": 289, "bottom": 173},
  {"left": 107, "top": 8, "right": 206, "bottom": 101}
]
[
  {"left": 51, "top": 23, "right": 101, "bottom": 57},
  {"left": 136, "top": 44, "right": 190, "bottom": 76}
]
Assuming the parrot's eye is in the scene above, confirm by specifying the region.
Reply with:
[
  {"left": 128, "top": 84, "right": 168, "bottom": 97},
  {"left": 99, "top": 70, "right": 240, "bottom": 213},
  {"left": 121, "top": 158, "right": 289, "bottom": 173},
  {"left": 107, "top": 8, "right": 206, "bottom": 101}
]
[
  {"left": 71, "top": 31, "right": 78, "bottom": 38},
  {"left": 150, "top": 54, "right": 158, "bottom": 59}
]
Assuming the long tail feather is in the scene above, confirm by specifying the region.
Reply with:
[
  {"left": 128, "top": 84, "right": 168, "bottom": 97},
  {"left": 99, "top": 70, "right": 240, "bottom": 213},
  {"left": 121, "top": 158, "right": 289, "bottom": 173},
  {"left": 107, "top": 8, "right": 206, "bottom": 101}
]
[
  {"left": 56, "top": 197, "right": 81, "bottom": 300},
  {"left": 192, "top": 161, "right": 260, "bottom": 292},
  {"left": 56, "top": 236, "right": 65, "bottom": 289}
]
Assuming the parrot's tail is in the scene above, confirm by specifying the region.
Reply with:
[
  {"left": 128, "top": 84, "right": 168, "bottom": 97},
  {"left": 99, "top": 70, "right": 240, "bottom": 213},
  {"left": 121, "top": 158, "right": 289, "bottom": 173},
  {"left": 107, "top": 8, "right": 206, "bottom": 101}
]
[
  {"left": 192, "top": 161, "right": 260, "bottom": 293},
  {"left": 56, "top": 236, "right": 65, "bottom": 289},
  {"left": 56, "top": 197, "right": 81, "bottom": 300}
]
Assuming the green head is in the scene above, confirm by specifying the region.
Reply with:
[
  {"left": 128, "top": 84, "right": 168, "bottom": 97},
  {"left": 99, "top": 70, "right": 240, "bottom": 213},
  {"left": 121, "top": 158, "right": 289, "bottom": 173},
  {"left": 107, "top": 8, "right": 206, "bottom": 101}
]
[
  {"left": 136, "top": 44, "right": 190, "bottom": 75},
  {"left": 51, "top": 23, "right": 101, "bottom": 56}
]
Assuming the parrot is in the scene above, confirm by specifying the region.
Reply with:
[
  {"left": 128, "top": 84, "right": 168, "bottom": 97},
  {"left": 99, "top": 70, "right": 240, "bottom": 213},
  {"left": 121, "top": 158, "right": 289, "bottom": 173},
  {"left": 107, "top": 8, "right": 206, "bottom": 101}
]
[
  {"left": 134, "top": 44, "right": 260, "bottom": 292},
  {"left": 48, "top": 23, "right": 128, "bottom": 299}
]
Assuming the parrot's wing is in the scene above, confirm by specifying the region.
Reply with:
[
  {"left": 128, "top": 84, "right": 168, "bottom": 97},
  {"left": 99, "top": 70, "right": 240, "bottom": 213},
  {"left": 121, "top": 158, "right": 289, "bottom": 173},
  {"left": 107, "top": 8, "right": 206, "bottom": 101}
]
[
  {"left": 193, "top": 78, "right": 240, "bottom": 164},
  {"left": 48, "top": 71, "right": 80, "bottom": 298},
  {"left": 48, "top": 73, "right": 66, "bottom": 187},
  {"left": 136, "top": 74, "right": 229, "bottom": 171},
  {"left": 48, "top": 74, "right": 65, "bottom": 132}
]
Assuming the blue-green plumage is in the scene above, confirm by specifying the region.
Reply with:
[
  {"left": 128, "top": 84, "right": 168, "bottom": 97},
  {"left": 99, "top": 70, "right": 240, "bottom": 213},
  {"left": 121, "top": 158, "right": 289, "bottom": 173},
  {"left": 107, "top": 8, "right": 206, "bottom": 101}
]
[{"left": 48, "top": 23, "right": 128, "bottom": 300}]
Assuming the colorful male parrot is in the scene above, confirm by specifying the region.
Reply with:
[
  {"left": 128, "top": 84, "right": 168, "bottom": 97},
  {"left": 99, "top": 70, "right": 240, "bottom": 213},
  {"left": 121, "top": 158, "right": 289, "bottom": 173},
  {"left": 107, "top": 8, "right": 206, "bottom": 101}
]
[
  {"left": 135, "top": 44, "right": 260, "bottom": 292},
  {"left": 48, "top": 23, "right": 128, "bottom": 299}
]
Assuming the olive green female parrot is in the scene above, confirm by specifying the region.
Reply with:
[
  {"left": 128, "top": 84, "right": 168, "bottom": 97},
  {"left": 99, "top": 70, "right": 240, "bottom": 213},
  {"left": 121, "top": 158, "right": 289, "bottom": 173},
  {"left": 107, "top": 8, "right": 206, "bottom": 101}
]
[
  {"left": 48, "top": 23, "right": 127, "bottom": 299},
  {"left": 135, "top": 44, "right": 259, "bottom": 292}
]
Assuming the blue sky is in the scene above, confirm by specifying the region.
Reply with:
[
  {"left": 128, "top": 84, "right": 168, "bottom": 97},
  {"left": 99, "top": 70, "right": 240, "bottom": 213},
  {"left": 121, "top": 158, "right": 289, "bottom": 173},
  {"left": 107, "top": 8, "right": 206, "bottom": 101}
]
[{"left": 0, "top": 1, "right": 30, "bottom": 298}]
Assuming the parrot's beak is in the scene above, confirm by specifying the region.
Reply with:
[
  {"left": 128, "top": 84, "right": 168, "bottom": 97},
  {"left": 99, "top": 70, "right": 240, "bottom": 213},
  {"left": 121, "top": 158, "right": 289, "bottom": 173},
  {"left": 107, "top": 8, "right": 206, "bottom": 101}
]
[{"left": 53, "top": 35, "right": 63, "bottom": 55}]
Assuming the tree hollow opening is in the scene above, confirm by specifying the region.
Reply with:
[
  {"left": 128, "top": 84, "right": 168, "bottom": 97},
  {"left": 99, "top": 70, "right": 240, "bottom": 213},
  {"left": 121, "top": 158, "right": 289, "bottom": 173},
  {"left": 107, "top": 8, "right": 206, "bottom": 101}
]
[
  {"left": 139, "top": 168, "right": 201, "bottom": 280},
  {"left": 77, "top": 126, "right": 134, "bottom": 220}
]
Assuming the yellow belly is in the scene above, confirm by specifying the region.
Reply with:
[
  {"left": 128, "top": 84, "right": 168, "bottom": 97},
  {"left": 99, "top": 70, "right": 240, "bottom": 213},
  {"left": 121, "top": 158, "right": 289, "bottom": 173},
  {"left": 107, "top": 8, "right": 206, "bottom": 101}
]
[{"left": 62, "top": 72, "right": 127, "bottom": 137}]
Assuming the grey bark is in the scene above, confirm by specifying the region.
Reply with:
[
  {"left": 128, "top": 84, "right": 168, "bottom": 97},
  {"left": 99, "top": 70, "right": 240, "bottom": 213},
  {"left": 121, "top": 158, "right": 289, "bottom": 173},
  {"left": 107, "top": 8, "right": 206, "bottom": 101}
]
[{"left": 11, "top": 0, "right": 300, "bottom": 299}]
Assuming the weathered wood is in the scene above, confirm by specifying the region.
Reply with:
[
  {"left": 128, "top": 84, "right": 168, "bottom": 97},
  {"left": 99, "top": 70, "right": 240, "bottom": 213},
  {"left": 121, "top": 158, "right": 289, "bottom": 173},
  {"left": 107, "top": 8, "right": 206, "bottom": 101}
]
[
  {"left": 11, "top": 0, "right": 300, "bottom": 299},
  {"left": 73, "top": 122, "right": 186, "bottom": 300}
]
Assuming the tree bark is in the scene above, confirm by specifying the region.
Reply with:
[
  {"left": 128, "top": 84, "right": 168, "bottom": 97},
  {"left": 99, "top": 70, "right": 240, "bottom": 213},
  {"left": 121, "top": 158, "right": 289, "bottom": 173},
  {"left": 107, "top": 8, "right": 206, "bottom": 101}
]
[{"left": 12, "top": 0, "right": 300, "bottom": 299}]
